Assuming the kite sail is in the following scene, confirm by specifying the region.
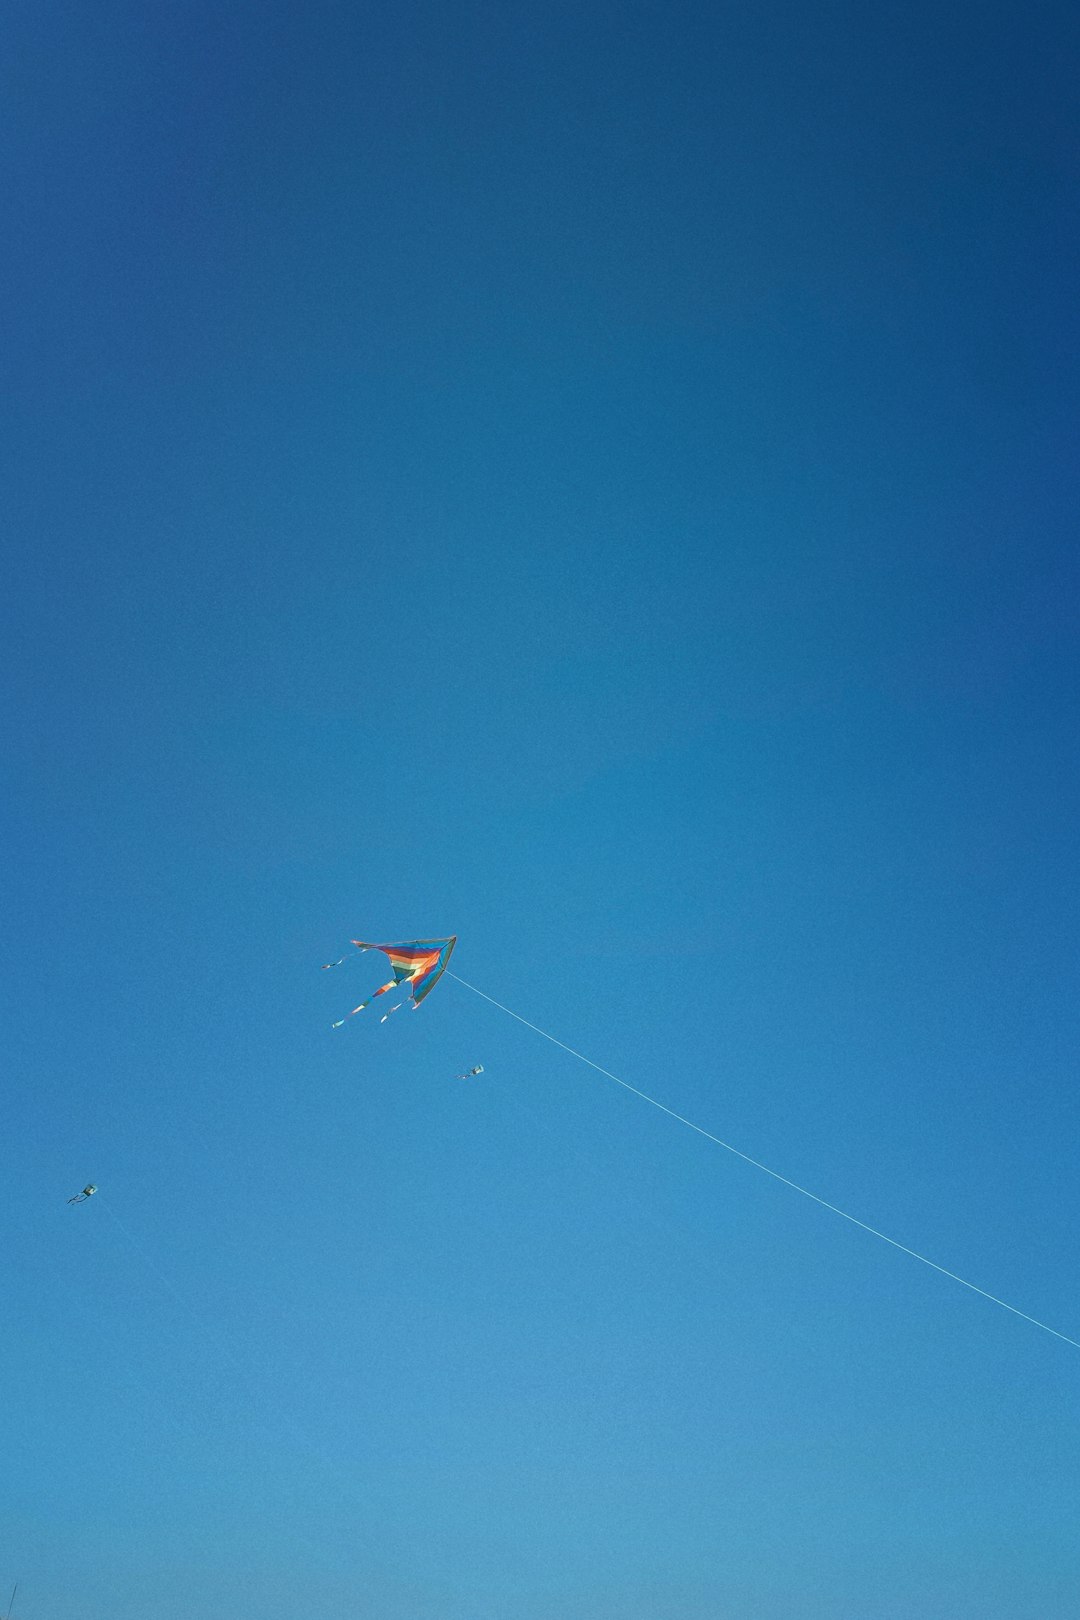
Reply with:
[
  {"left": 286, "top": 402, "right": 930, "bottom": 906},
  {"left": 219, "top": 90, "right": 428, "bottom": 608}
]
[
  {"left": 456, "top": 1065, "right": 484, "bottom": 1079},
  {"left": 67, "top": 1184, "right": 97, "bottom": 1204},
  {"left": 323, "top": 937, "right": 457, "bottom": 1027}
]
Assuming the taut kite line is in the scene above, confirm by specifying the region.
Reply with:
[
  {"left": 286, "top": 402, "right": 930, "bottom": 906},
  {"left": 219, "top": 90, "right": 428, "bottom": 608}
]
[{"left": 445, "top": 970, "right": 1079, "bottom": 1353}]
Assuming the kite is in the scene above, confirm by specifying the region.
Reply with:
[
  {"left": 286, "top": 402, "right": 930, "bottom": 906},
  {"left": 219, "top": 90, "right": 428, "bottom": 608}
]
[
  {"left": 456, "top": 1065, "right": 485, "bottom": 1079},
  {"left": 67, "top": 1184, "right": 97, "bottom": 1204},
  {"left": 323, "top": 937, "right": 457, "bottom": 1027}
]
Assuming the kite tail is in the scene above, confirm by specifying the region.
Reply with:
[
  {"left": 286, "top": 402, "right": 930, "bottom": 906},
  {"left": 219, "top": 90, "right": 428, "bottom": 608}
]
[
  {"left": 331, "top": 979, "right": 396, "bottom": 1027},
  {"left": 321, "top": 945, "right": 369, "bottom": 970},
  {"left": 379, "top": 1002, "right": 405, "bottom": 1023}
]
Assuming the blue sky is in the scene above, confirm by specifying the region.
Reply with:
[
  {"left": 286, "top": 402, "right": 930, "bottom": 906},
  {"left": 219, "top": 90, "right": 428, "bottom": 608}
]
[{"left": 3, "top": 2, "right": 1079, "bottom": 1615}]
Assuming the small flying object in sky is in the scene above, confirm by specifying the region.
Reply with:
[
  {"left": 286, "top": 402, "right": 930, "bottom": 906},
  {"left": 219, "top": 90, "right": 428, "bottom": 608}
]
[
  {"left": 456, "top": 1065, "right": 484, "bottom": 1079},
  {"left": 322, "top": 936, "right": 457, "bottom": 1027},
  {"left": 67, "top": 1184, "right": 97, "bottom": 1204}
]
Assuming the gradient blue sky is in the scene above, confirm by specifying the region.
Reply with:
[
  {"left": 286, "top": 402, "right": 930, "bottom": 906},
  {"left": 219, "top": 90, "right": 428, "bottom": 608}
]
[{"left": 4, "top": 3, "right": 1079, "bottom": 1616}]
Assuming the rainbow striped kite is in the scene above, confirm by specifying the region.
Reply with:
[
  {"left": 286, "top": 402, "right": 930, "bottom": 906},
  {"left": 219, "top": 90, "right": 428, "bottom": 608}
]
[{"left": 323, "top": 937, "right": 457, "bottom": 1026}]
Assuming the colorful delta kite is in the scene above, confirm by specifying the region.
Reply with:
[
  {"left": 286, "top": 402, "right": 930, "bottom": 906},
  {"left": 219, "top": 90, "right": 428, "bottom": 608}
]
[{"left": 323, "top": 937, "right": 457, "bottom": 1027}]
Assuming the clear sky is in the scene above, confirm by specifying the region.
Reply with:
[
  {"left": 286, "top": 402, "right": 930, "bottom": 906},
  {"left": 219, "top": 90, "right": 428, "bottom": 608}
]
[{"left": 3, "top": 2, "right": 1079, "bottom": 1616}]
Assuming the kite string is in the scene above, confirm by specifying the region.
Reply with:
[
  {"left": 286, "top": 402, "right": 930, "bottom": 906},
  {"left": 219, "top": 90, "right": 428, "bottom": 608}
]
[
  {"left": 97, "top": 1194, "right": 252, "bottom": 1374},
  {"left": 49, "top": 1233, "right": 357, "bottom": 1583},
  {"left": 446, "top": 970, "right": 1080, "bottom": 1352},
  {"left": 93, "top": 1194, "right": 371, "bottom": 1502}
]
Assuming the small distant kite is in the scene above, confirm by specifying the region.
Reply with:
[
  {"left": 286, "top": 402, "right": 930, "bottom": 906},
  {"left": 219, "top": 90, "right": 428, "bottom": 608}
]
[
  {"left": 456, "top": 1065, "right": 484, "bottom": 1079},
  {"left": 67, "top": 1184, "right": 97, "bottom": 1204},
  {"left": 323, "top": 937, "right": 457, "bottom": 1027}
]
